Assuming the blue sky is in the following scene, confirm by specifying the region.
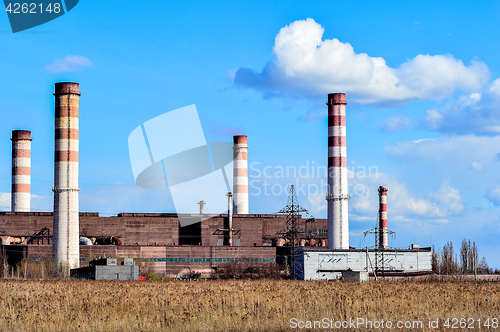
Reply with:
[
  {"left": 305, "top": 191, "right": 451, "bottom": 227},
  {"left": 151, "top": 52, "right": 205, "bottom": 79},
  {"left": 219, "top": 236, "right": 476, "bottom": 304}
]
[{"left": 1, "top": 1, "right": 500, "bottom": 267}]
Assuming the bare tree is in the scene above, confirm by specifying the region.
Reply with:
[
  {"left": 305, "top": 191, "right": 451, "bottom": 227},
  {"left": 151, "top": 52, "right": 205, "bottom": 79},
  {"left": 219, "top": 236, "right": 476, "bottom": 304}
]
[
  {"left": 466, "top": 240, "right": 477, "bottom": 273},
  {"left": 460, "top": 239, "right": 468, "bottom": 273},
  {"left": 441, "top": 241, "right": 458, "bottom": 274},
  {"left": 436, "top": 239, "right": 490, "bottom": 276},
  {"left": 478, "top": 257, "right": 490, "bottom": 274},
  {"left": 431, "top": 245, "right": 440, "bottom": 273}
]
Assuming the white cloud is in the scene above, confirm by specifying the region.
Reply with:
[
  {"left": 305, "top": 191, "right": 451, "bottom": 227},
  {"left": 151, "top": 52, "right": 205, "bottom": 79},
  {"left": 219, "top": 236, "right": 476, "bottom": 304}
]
[
  {"left": 0, "top": 193, "right": 10, "bottom": 210},
  {"left": 433, "top": 218, "right": 450, "bottom": 224},
  {"left": 233, "top": 18, "right": 489, "bottom": 105},
  {"left": 380, "top": 115, "right": 412, "bottom": 132},
  {"left": 44, "top": 55, "right": 94, "bottom": 73},
  {"left": 308, "top": 192, "right": 326, "bottom": 213},
  {"left": 392, "top": 215, "right": 414, "bottom": 223},
  {"left": 425, "top": 79, "right": 500, "bottom": 135},
  {"left": 469, "top": 161, "right": 483, "bottom": 171},
  {"left": 428, "top": 185, "right": 464, "bottom": 214},
  {"left": 486, "top": 182, "right": 500, "bottom": 206},
  {"left": 348, "top": 171, "right": 464, "bottom": 223},
  {"left": 0, "top": 193, "right": 52, "bottom": 212},
  {"left": 385, "top": 135, "right": 500, "bottom": 209},
  {"left": 31, "top": 194, "right": 52, "bottom": 212}
]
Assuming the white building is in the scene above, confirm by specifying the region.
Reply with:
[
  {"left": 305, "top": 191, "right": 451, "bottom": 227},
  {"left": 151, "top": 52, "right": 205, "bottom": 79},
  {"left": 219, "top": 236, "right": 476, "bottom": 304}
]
[{"left": 300, "top": 247, "right": 432, "bottom": 280}]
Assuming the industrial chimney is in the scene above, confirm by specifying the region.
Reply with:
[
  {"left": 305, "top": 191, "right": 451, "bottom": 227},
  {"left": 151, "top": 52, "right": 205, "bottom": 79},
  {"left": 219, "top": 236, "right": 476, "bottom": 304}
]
[
  {"left": 326, "top": 93, "right": 350, "bottom": 249},
  {"left": 53, "top": 82, "right": 80, "bottom": 272},
  {"left": 378, "top": 186, "right": 388, "bottom": 249},
  {"left": 233, "top": 135, "right": 248, "bottom": 214},
  {"left": 11, "top": 130, "right": 32, "bottom": 212}
]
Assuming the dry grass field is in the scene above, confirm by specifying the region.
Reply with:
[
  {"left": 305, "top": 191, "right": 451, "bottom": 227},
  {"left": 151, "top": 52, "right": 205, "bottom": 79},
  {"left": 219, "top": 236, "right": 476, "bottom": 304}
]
[{"left": 0, "top": 279, "right": 499, "bottom": 332}]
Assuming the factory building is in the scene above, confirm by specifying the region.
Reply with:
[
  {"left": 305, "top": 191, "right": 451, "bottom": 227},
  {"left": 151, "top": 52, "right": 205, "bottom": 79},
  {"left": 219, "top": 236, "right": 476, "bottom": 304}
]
[
  {"left": 0, "top": 86, "right": 432, "bottom": 279},
  {"left": 0, "top": 212, "right": 314, "bottom": 276},
  {"left": 301, "top": 247, "right": 432, "bottom": 280}
]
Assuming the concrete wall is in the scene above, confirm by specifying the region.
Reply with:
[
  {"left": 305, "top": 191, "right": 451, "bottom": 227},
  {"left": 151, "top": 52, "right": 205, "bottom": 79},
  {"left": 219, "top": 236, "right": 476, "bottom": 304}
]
[
  {"left": 95, "top": 265, "right": 139, "bottom": 280},
  {"left": 71, "top": 265, "right": 139, "bottom": 280}
]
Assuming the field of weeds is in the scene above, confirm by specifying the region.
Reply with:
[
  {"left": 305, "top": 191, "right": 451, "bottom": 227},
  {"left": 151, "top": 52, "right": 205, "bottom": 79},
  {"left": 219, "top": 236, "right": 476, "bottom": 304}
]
[{"left": 0, "top": 279, "right": 499, "bottom": 331}]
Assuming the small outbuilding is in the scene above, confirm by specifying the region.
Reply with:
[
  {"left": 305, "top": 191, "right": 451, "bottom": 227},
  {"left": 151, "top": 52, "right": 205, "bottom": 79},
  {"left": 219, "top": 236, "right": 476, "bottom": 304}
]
[{"left": 70, "top": 257, "right": 139, "bottom": 280}]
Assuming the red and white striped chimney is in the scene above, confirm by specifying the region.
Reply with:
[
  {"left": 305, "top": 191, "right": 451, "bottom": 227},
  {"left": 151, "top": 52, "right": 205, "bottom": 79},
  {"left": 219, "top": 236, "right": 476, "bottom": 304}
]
[
  {"left": 11, "top": 130, "right": 32, "bottom": 212},
  {"left": 233, "top": 135, "right": 248, "bottom": 214},
  {"left": 326, "top": 93, "right": 349, "bottom": 249},
  {"left": 378, "top": 186, "right": 388, "bottom": 249},
  {"left": 53, "top": 82, "right": 80, "bottom": 271}
]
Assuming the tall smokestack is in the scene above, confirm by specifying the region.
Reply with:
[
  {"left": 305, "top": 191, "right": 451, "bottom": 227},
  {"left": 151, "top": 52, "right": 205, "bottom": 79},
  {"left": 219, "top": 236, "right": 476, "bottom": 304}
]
[
  {"left": 378, "top": 186, "right": 388, "bottom": 249},
  {"left": 53, "top": 82, "right": 80, "bottom": 272},
  {"left": 326, "top": 93, "right": 349, "bottom": 249},
  {"left": 11, "top": 130, "right": 32, "bottom": 212},
  {"left": 233, "top": 135, "right": 248, "bottom": 214}
]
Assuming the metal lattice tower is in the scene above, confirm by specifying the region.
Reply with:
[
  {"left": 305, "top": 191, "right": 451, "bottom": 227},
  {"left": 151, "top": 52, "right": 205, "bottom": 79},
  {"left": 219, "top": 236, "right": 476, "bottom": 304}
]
[
  {"left": 363, "top": 216, "right": 395, "bottom": 276},
  {"left": 276, "top": 185, "right": 314, "bottom": 279}
]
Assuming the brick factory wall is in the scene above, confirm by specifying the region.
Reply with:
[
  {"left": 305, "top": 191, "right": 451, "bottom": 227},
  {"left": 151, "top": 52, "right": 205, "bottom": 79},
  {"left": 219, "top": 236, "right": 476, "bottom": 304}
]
[
  {"left": 26, "top": 245, "right": 276, "bottom": 277},
  {"left": 81, "top": 214, "right": 179, "bottom": 245},
  {"left": 233, "top": 216, "right": 263, "bottom": 246},
  {"left": 201, "top": 217, "right": 224, "bottom": 246},
  {"left": 0, "top": 212, "right": 327, "bottom": 247},
  {"left": 0, "top": 212, "right": 53, "bottom": 239},
  {"left": 0, "top": 212, "right": 180, "bottom": 246}
]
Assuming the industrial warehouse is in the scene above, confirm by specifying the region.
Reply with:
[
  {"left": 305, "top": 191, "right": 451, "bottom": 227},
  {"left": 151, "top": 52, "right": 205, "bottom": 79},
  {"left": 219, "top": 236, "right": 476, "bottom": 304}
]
[{"left": 0, "top": 83, "right": 432, "bottom": 280}]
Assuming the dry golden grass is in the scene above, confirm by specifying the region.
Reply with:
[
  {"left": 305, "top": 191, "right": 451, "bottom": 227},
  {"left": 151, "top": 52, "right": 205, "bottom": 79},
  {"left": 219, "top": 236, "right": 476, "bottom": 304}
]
[{"left": 0, "top": 279, "right": 499, "bottom": 331}]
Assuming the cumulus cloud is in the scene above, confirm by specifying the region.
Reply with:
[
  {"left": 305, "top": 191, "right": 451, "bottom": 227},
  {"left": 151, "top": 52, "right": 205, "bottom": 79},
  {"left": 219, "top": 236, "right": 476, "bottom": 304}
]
[
  {"left": 486, "top": 182, "right": 500, "bottom": 206},
  {"left": 233, "top": 18, "right": 489, "bottom": 105},
  {"left": 308, "top": 192, "right": 326, "bottom": 213},
  {"left": 428, "top": 185, "right": 465, "bottom": 214},
  {"left": 44, "top": 55, "right": 94, "bottom": 73},
  {"left": 425, "top": 79, "right": 500, "bottom": 135},
  {"left": 348, "top": 171, "right": 463, "bottom": 224},
  {"left": 380, "top": 115, "right": 412, "bottom": 132}
]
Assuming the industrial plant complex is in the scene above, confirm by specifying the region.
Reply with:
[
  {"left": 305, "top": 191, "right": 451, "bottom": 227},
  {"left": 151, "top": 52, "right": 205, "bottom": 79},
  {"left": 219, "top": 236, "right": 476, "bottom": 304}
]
[{"left": 0, "top": 83, "right": 432, "bottom": 280}]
